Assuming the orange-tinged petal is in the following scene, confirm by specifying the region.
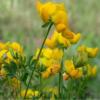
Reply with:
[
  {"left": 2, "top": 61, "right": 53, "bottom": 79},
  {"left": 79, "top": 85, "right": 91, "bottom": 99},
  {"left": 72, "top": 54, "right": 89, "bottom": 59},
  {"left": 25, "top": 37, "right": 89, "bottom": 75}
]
[
  {"left": 63, "top": 73, "right": 69, "bottom": 80},
  {"left": 56, "top": 24, "right": 66, "bottom": 33},
  {"left": 70, "top": 69, "right": 79, "bottom": 78},
  {"left": 52, "top": 10, "right": 68, "bottom": 25},
  {"left": 62, "top": 29, "right": 74, "bottom": 39},
  {"left": 64, "top": 60, "right": 75, "bottom": 73},
  {"left": 36, "top": 0, "right": 43, "bottom": 14},
  {"left": 70, "top": 33, "right": 81, "bottom": 44},
  {"left": 45, "top": 38, "right": 56, "bottom": 48},
  {"left": 92, "top": 66, "right": 97, "bottom": 76},
  {"left": 42, "top": 70, "right": 50, "bottom": 78}
]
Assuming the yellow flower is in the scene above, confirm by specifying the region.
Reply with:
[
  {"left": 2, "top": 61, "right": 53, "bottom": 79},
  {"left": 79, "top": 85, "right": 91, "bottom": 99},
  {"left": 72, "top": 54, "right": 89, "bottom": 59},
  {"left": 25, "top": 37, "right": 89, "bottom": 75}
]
[
  {"left": 87, "top": 64, "right": 92, "bottom": 76},
  {"left": 50, "top": 87, "right": 58, "bottom": 95},
  {"left": 40, "top": 57, "right": 53, "bottom": 67},
  {"left": 51, "top": 31, "right": 58, "bottom": 42},
  {"left": 46, "top": 31, "right": 58, "bottom": 46},
  {"left": 49, "top": 64, "right": 60, "bottom": 75},
  {"left": 0, "top": 50, "right": 8, "bottom": 64},
  {"left": 6, "top": 51, "right": 13, "bottom": 61},
  {"left": 42, "top": 63, "right": 60, "bottom": 78},
  {"left": 36, "top": 1, "right": 67, "bottom": 23},
  {"left": 45, "top": 38, "right": 56, "bottom": 48},
  {"left": 78, "top": 45, "right": 98, "bottom": 58},
  {"left": 3, "top": 42, "right": 11, "bottom": 50},
  {"left": 34, "top": 48, "right": 63, "bottom": 69},
  {"left": 86, "top": 47, "right": 98, "bottom": 58},
  {"left": 36, "top": 47, "right": 63, "bottom": 61},
  {"left": 87, "top": 64, "right": 97, "bottom": 77},
  {"left": 46, "top": 31, "right": 71, "bottom": 48},
  {"left": 21, "top": 89, "right": 39, "bottom": 98},
  {"left": 78, "top": 45, "right": 86, "bottom": 52},
  {"left": 11, "top": 42, "right": 23, "bottom": 54},
  {"left": 76, "top": 68, "right": 83, "bottom": 78},
  {"left": 52, "top": 10, "right": 68, "bottom": 25},
  {"left": 51, "top": 48, "right": 63, "bottom": 60},
  {"left": 70, "top": 69, "right": 79, "bottom": 78},
  {"left": 0, "top": 68, "right": 7, "bottom": 78},
  {"left": 0, "top": 42, "right": 5, "bottom": 50},
  {"left": 70, "top": 33, "right": 81, "bottom": 44},
  {"left": 11, "top": 77, "right": 20, "bottom": 89},
  {"left": 56, "top": 24, "right": 66, "bottom": 33},
  {"left": 42, "top": 48, "right": 52, "bottom": 59},
  {"left": 42, "top": 70, "right": 51, "bottom": 78},
  {"left": 36, "top": 1, "right": 56, "bottom": 22},
  {"left": 57, "top": 32, "right": 71, "bottom": 48},
  {"left": 64, "top": 60, "right": 83, "bottom": 78},
  {"left": 61, "top": 29, "right": 74, "bottom": 39},
  {"left": 36, "top": 1, "right": 75, "bottom": 39},
  {"left": 63, "top": 72, "right": 69, "bottom": 80},
  {"left": 92, "top": 66, "right": 97, "bottom": 76},
  {"left": 0, "top": 42, "right": 23, "bottom": 64},
  {"left": 33, "top": 48, "right": 44, "bottom": 60},
  {"left": 64, "top": 60, "right": 75, "bottom": 73},
  {"left": 72, "top": 68, "right": 83, "bottom": 78}
]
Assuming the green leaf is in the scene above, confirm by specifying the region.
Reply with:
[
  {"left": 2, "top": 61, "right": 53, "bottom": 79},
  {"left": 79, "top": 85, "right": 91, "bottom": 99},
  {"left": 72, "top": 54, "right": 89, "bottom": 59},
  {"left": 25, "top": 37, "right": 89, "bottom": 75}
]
[
  {"left": 21, "top": 72, "right": 28, "bottom": 83},
  {"left": 27, "top": 56, "right": 34, "bottom": 65},
  {"left": 42, "top": 20, "right": 53, "bottom": 28},
  {"left": 9, "top": 48, "right": 15, "bottom": 58},
  {"left": 42, "top": 21, "right": 50, "bottom": 28},
  {"left": 4, "top": 61, "right": 17, "bottom": 76}
]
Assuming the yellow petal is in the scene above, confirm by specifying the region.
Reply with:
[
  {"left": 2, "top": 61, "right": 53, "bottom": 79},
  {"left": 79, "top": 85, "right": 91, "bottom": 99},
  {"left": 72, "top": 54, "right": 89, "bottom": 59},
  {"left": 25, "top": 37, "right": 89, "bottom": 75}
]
[
  {"left": 86, "top": 47, "right": 98, "bottom": 58},
  {"left": 70, "top": 33, "right": 81, "bottom": 44},
  {"left": 64, "top": 60, "right": 75, "bottom": 73}
]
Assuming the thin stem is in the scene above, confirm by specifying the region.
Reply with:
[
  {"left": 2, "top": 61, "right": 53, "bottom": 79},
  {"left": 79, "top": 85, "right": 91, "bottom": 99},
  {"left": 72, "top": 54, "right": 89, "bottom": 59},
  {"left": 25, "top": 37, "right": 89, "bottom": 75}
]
[
  {"left": 59, "top": 49, "right": 64, "bottom": 99},
  {"left": 39, "top": 72, "right": 42, "bottom": 96},
  {"left": 23, "top": 22, "right": 53, "bottom": 99},
  {"left": 59, "top": 69, "right": 61, "bottom": 98}
]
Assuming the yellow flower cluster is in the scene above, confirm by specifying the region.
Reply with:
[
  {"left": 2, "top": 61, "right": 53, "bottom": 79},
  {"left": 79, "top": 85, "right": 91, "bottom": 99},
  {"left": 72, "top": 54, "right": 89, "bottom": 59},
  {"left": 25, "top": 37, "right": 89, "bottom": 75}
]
[
  {"left": 64, "top": 60, "right": 83, "bottom": 79},
  {"left": 86, "top": 64, "right": 97, "bottom": 77},
  {"left": 63, "top": 45, "right": 98, "bottom": 80},
  {"left": 36, "top": 0, "right": 81, "bottom": 40},
  {"left": 0, "top": 42, "right": 23, "bottom": 78},
  {"left": 45, "top": 31, "right": 80, "bottom": 48},
  {"left": 0, "top": 68, "right": 6, "bottom": 78},
  {"left": 35, "top": 0, "right": 81, "bottom": 79},
  {"left": 0, "top": 1, "right": 98, "bottom": 99},
  {"left": 34, "top": 48, "right": 63, "bottom": 78},
  {"left": 63, "top": 60, "right": 97, "bottom": 80},
  {"left": 21, "top": 89, "right": 39, "bottom": 98},
  {"left": 78, "top": 45, "right": 98, "bottom": 58}
]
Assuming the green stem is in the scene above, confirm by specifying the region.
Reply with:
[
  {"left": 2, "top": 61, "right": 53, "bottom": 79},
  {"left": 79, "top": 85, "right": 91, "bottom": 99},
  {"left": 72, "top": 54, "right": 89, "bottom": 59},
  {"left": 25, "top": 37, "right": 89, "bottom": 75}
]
[
  {"left": 39, "top": 72, "right": 42, "bottom": 96},
  {"left": 59, "top": 49, "right": 64, "bottom": 99},
  {"left": 59, "top": 69, "right": 61, "bottom": 98},
  {"left": 23, "top": 22, "right": 53, "bottom": 99}
]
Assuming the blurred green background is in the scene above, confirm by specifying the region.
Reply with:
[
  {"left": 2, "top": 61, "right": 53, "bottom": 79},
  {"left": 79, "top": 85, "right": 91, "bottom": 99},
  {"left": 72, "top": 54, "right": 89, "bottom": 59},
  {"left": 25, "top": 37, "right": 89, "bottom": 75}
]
[{"left": 0, "top": 0, "right": 100, "bottom": 98}]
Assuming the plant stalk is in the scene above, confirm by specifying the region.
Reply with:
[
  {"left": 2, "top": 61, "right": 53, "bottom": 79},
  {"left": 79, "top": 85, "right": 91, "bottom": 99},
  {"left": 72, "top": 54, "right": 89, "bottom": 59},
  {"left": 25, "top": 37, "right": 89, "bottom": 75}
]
[
  {"left": 59, "top": 49, "right": 64, "bottom": 99},
  {"left": 23, "top": 22, "right": 53, "bottom": 99}
]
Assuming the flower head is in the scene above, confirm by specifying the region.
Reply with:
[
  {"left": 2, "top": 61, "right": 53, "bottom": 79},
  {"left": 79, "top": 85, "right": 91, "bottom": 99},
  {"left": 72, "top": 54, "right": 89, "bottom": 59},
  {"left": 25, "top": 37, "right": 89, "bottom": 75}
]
[
  {"left": 64, "top": 60, "right": 83, "bottom": 78},
  {"left": 78, "top": 45, "right": 98, "bottom": 58},
  {"left": 36, "top": 0, "right": 75, "bottom": 39},
  {"left": 21, "top": 89, "right": 39, "bottom": 98}
]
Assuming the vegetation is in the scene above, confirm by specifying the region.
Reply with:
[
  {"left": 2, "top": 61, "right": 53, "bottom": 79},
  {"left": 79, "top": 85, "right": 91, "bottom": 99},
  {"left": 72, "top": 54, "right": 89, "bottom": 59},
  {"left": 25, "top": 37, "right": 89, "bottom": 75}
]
[{"left": 0, "top": 0, "right": 99, "bottom": 99}]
